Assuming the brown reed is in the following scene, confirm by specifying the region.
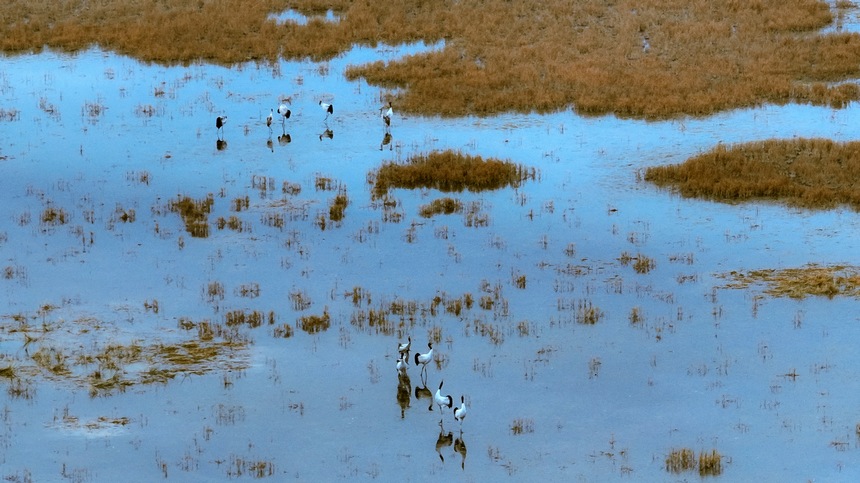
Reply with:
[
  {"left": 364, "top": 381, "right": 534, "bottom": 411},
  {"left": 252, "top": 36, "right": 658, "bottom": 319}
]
[
  {"left": 645, "top": 138, "right": 860, "bottom": 210},
  {"left": 372, "top": 150, "right": 532, "bottom": 198},
  {"left": 718, "top": 264, "right": 860, "bottom": 299},
  {"left": 2, "top": 1, "right": 859, "bottom": 118}
]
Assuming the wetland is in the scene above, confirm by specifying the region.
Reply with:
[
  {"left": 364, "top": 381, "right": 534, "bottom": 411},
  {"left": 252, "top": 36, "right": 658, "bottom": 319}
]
[{"left": 2, "top": 0, "right": 860, "bottom": 481}]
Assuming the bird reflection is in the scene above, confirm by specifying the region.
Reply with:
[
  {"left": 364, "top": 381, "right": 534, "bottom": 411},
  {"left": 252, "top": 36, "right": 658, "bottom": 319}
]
[
  {"left": 379, "top": 132, "right": 392, "bottom": 151},
  {"left": 278, "top": 133, "right": 292, "bottom": 146},
  {"left": 319, "top": 129, "right": 333, "bottom": 141},
  {"left": 396, "top": 371, "right": 411, "bottom": 418},
  {"left": 216, "top": 139, "right": 228, "bottom": 151},
  {"left": 454, "top": 433, "right": 467, "bottom": 469},
  {"left": 435, "top": 427, "right": 454, "bottom": 463},
  {"left": 414, "top": 382, "right": 433, "bottom": 411},
  {"left": 266, "top": 137, "right": 273, "bottom": 152}
]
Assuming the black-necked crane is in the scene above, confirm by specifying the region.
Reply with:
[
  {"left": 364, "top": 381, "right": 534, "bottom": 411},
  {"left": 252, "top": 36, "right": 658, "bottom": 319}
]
[
  {"left": 215, "top": 115, "right": 227, "bottom": 138},
  {"left": 277, "top": 103, "right": 291, "bottom": 123},
  {"left": 266, "top": 109, "right": 273, "bottom": 131},
  {"left": 380, "top": 101, "right": 393, "bottom": 130},
  {"left": 319, "top": 100, "right": 333, "bottom": 120}
]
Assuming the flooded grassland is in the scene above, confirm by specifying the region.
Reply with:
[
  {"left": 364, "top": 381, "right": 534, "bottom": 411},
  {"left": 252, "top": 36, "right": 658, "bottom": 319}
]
[{"left": 2, "top": 7, "right": 860, "bottom": 483}]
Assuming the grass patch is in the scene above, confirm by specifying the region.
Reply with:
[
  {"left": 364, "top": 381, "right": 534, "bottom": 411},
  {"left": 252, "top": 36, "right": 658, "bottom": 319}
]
[
  {"left": 419, "top": 197, "right": 463, "bottom": 218},
  {"left": 718, "top": 264, "right": 860, "bottom": 299},
  {"left": 510, "top": 418, "right": 535, "bottom": 435},
  {"left": 665, "top": 448, "right": 696, "bottom": 473},
  {"left": 372, "top": 150, "right": 533, "bottom": 198},
  {"left": 41, "top": 205, "right": 69, "bottom": 226},
  {"left": 168, "top": 194, "right": 214, "bottom": 238},
  {"left": 328, "top": 190, "right": 349, "bottom": 222},
  {"left": 666, "top": 447, "right": 722, "bottom": 475},
  {"left": 298, "top": 309, "right": 331, "bottom": 334},
  {"left": 574, "top": 300, "right": 604, "bottom": 325},
  {"left": 645, "top": 138, "right": 860, "bottom": 210}
]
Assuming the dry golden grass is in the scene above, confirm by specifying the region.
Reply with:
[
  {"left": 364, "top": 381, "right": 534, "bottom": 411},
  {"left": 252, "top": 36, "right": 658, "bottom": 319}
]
[
  {"left": 719, "top": 264, "right": 860, "bottom": 299},
  {"left": 665, "top": 448, "right": 695, "bottom": 473},
  {"left": 698, "top": 449, "right": 723, "bottom": 477},
  {"left": 372, "top": 150, "right": 533, "bottom": 198},
  {"left": 645, "top": 138, "right": 860, "bottom": 210},
  {"left": 2, "top": 0, "right": 859, "bottom": 118}
]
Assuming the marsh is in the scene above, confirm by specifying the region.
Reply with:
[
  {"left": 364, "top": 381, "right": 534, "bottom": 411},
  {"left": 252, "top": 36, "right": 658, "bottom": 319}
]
[{"left": 2, "top": 1, "right": 860, "bottom": 481}]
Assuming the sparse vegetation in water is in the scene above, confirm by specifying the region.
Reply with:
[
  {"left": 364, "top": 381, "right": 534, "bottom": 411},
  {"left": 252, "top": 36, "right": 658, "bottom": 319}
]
[
  {"left": 619, "top": 252, "right": 656, "bottom": 274},
  {"left": 645, "top": 138, "right": 860, "bottom": 210},
  {"left": 168, "top": 194, "right": 214, "bottom": 238},
  {"left": 419, "top": 197, "right": 463, "bottom": 218},
  {"left": 371, "top": 150, "right": 534, "bottom": 198},
  {"left": 574, "top": 300, "right": 604, "bottom": 325},
  {"left": 298, "top": 309, "right": 330, "bottom": 334},
  {"left": 40, "top": 205, "right": 69, "bottom": 226},
  {"left": 698, "top": 449, "right": 723, "bottom": 476},
  {"left": 225, "top": 310, "right": 274, "bottom": 328},
  {"left": 290, "top": 289, "right": 312, "bottom": 311},
  {"left": 216, "top": 215, "right": 247, "bottom": 232},
  {"left": 328, "top": 189, "right": 349, "bottom": 222},
  {"left": 226, "top": 456, "right": 275, "bottom": 478},
  {"left": 0, "top": 307, "right": 248, "bottom": 396},
  {"left": 718, "top": 264, "right": 860, "bottom": 299},
  {"left": 665, "top": 448, "right": 723, "bottom": 476},
  {"left": 510, "top": 417, "right": 534, "bottom": 435},
  {"left": 665, "top": 448, "right": 696, "bottom": 473},
  {"left": 629, "top": 307, "right": 643, "bottom": 324},
  {"left": 273, "top": 323, "right": 294, "bottom": 338}
]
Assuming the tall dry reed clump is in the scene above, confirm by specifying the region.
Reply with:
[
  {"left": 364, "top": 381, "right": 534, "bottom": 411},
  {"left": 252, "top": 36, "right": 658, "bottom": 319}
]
[
  {"left": 644, "top": 138, "right": 860, "bottom": 210},
  {"left": 3, "top": 0, "right": 860, "bottom": 118}
]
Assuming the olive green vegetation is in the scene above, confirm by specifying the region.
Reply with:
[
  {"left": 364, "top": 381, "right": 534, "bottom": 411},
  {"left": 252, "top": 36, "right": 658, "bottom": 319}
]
[
  {"left": 3, "top": 0, "right": 860, "bottom": 118},
  {"left": 645, "top": 138, "right": 860, "bottom": 210}
]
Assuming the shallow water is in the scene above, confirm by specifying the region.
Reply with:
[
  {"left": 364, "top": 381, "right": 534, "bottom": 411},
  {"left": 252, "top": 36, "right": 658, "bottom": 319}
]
[{"left": 1, "top": 29, "right": 860, "bottom": 483}]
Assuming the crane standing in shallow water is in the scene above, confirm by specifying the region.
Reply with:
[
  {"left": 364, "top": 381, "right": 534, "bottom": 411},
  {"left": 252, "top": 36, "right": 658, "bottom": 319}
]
[
  {"left": 319, "top": 100, "right": 333, "bottom": 120},
  {"left": 215, "top": 116, "right": 227, "bottom": 139},
  {"left": 414, "top": 342, "right": 433, "bottom": 378},
  {"left": 277, "top": 103, "right": 291, "bottom": 124},
  {"left": 381, "top": 101, "right": 393, "bottom": 131}
]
